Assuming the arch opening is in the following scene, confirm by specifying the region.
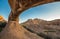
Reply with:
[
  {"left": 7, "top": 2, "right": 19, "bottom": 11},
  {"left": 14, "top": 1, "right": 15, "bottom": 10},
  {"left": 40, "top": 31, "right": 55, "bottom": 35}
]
[
  {"left": 20, "top": 2, "right": 60, "bottom": 23},
  {"left": 8, "top": 0, "right": 60, "bottom": 23}
]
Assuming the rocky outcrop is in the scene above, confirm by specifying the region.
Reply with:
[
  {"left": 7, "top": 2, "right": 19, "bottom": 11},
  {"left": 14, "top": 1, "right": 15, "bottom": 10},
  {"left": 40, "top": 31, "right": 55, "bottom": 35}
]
[
  {"left": 0, "top": 17, "right": 60, "bottom": 39},
  {"left": 0, "top": 21, "right": 43, "bottom": 39},
  {"left": 22, "top": 18, "right": 60, "bottom": 39}
]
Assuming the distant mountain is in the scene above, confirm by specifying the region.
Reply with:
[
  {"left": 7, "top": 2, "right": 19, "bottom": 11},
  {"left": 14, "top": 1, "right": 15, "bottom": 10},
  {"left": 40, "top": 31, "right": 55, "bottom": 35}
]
[
  {"left": 22, "top": 18, "right": 48, "bottom": 26},
  {"left": 21, "top": 18, "right": 60, "bottom": 39},
  {"left": 50, "top": 19, "right": 60, "bottom": 25},
  {"left": 22, "top": 18, "right": 60, "bottom": 25}
]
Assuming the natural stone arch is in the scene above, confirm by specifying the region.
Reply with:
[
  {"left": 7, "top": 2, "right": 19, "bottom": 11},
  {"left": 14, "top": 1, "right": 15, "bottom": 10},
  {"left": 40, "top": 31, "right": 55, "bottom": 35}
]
[
  {"left": 8, "top": 0, "right": 60, "bottom": 22},
  {"left": 0, "top": 0, "right": 60, "bottom": 39}
]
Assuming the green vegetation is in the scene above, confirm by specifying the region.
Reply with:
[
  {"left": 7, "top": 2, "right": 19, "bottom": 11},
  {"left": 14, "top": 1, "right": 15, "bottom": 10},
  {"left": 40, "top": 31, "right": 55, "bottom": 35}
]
[
  {"left": 0, "top": 21, "right": 7, "bottom": 32},
  {"left": 0, "top": 27, "right": 2, "bottom": 32},
  {"left": 0, "top": 22, "right": 7, "bottom": 28}
]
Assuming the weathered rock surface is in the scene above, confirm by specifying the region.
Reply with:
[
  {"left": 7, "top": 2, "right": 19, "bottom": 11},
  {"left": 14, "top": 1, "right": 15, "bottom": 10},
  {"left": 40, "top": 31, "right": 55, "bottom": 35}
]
[
  {"left": 0, "top": 21, "right": 43, "bottom": 39},
  {"left": 22, "top": 19, "right": 60, "bottom": 39}
]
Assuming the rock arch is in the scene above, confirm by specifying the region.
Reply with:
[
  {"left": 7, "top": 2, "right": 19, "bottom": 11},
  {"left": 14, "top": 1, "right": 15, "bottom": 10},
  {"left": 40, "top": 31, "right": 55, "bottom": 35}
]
[
  {"left": 8, "top": 0, "right": 60, "bottom": 22},
  {"left": 0, "top": 0, "right": 60, "bottom": 39}
]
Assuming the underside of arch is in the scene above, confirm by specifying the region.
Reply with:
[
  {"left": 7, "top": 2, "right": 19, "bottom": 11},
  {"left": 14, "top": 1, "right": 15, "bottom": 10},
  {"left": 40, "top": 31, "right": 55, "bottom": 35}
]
[{"left": 8, "top": 0, "right": 60, "bottom": 22}]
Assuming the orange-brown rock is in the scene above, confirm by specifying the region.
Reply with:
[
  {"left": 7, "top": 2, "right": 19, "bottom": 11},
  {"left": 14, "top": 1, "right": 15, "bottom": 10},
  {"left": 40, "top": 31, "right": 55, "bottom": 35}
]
[
  {"left": 0, "top": 0, "right": 60, "bottom": 39},
  {"left": 0, "top": 21, "right": 43, "bottom": 39},
  {"left": 22, "top": 18, "right": 60, "bottom": 39},
  {"left": 0, "top": 16, "right": 4, "bottom": 21},
  {"left": 8, "top": 0, "right": 60, "bottom": 22}
]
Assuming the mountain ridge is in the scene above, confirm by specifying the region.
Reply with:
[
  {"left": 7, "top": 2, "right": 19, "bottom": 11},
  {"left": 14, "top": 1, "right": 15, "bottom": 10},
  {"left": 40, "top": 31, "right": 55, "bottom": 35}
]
[{"left": 21, "top": 18, "right": 60, "bottom": 39}]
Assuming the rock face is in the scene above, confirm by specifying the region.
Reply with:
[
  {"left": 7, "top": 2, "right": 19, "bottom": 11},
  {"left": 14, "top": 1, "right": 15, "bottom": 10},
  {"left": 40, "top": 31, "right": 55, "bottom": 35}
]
[
  {"left": 0, "top": 16, "right": 5, "bottom": 21},
  {"left": 21, "top": 19, "right": 60, "bottom": 39},
  {"left": 0, "top": 21, "right": 43, "bottom": 39},
  {"left": 0, "top": 18, "right": 60, "bottom": 39}
]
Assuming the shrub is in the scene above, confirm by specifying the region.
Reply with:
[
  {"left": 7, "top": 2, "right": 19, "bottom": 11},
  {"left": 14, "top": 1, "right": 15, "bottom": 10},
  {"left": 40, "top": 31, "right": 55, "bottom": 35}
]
[
  {"left": 0, "top": 27, "right": 2, "bottom": 32},
  {"left": 0, "top": 21, "right": 7, "bottom": 32},
  {"left": 0, "top": 22, "right": 7, "bottom": 28}
]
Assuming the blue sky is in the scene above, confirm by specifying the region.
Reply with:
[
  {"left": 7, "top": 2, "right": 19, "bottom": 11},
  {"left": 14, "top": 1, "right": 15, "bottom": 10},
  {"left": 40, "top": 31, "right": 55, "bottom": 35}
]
[
  {"left": 0, "top": 0, "right": 11, "bottom": 20},
  {"left": 0, "top": 0, "right": 60, "bottom": 23}
]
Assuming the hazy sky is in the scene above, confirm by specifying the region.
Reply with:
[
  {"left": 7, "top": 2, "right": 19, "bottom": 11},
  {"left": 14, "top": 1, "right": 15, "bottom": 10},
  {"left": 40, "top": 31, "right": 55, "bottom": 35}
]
[{"left": 0, "top": 0, "right": 60, "bottom": 23}]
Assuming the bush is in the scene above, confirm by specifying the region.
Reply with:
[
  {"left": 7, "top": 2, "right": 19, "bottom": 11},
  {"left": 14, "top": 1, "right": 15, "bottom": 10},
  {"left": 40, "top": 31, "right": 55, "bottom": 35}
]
[
  {"left": 0, "top": 27, "right": 2, "bottom": 32},
  {"left": 0, "top": 21, "right": 7, "bottom": 32},
  {"left": 0, "top": 22, "right": 7, "bottom": 28}
]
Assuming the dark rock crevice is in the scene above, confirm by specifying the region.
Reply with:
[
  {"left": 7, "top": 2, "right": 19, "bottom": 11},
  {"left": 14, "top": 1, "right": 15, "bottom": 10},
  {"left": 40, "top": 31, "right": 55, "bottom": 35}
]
[{"left": 23, "top": 26, "right": 52, "bottom": 39}]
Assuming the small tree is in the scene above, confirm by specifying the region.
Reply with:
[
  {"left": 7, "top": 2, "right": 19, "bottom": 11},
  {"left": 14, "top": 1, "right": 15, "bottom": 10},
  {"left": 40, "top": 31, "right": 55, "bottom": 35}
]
[
  {"left": 0, "top": 22, "right": 7, "bottom": 28},
  {"left": 0, "top": 22, "right": 7, "bottom": 32}
]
